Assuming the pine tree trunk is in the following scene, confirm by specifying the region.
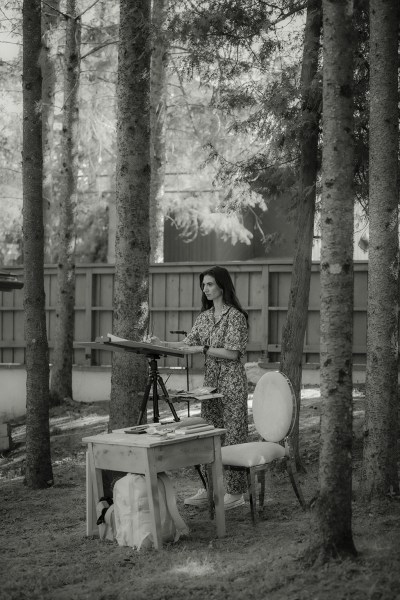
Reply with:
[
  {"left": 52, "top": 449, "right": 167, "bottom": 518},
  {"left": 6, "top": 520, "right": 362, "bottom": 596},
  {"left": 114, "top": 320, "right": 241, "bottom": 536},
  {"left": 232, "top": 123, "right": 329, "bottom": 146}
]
[
  {"left": 363, "top": 0, "right": 399, "bottom": 499},
  {"left": 50, "top": 0, "right": 81, "bottom": 405},
  {"left": 110, "top": 0, "right": 151, "bottom": 431},
  {"left": 41, "top": 0, "right": 60, "bottom": 263},
  {"left": 279, "top": 0, "right": 322, "bottom": 472},
  {"left": 23, "top": 0, "right": 53, "bottom": 489},
  {"left": 313, "top": 0, "right": 357, "bottom": 561},
  {"left": 149, "top": 0, "right": 168, "bottom": 264}
]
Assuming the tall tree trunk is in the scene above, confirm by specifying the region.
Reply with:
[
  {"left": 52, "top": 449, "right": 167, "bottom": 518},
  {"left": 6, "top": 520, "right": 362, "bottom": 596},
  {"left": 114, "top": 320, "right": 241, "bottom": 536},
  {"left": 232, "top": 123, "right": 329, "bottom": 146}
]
[
  {"left": 50, "top": 0, "right": 81, "bottom": 405},
  {"left": 41, "top": 0, "right": 60, "bottom": 263},
  {"left": 279, "top": 0, "right": 322, "bottom": 472},
  {"left": 109, "top": 0, "right": 151, "bottom": 431},
  {"left": 363, "top": 0, "right": 399, "bottom": 499},
  {"left": 150, "top": 0, "right": 168, "bottom": 264},
  {"left": 313, "top": 0, "right": 357, "bottom": 562},
  {"left": 23, "top": 0, "right": 53, "bottom": 489}
]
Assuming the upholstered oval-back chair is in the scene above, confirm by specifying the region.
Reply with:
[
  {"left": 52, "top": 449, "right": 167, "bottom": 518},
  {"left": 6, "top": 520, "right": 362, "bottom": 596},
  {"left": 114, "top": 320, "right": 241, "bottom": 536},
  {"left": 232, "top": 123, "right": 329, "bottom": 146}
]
[{"left": 221, "top": 370, "right": 306, "bottom": 523}]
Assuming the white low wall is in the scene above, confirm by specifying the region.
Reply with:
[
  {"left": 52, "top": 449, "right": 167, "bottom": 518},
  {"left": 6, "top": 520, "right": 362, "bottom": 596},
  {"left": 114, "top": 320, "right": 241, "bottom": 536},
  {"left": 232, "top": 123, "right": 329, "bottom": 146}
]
[
  {"left": 0, "top": 365, "right": 204, "bottom": 422},
  {"left": 0, "top": 366, "right": 113, "bottom": 422},
  {"left": 1, "top": 367, "right": 27, "bottom": 421},
  {"left": 0, "top": 362, "right": 367, "bottom": 422}
]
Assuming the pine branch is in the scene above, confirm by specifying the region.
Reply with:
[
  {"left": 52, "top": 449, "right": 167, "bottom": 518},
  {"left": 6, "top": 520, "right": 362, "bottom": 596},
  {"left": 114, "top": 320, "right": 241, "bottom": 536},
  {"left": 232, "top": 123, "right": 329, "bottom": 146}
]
[
  {"left": 80, "top": 39, "right": 118, "bottom": 61},
  {"left": 77, "top": 0, "right": 103, "bottom": 19},
  {"left": 42, "top": 0, "right": 70, "bottom": 20}
]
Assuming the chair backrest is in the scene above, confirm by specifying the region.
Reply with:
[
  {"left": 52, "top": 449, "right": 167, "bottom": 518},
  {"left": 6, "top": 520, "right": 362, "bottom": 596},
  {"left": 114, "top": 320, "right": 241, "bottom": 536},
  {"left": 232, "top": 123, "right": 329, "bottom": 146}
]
[{"left": 252, "top": 371, "right": 297, "bottom": 442}]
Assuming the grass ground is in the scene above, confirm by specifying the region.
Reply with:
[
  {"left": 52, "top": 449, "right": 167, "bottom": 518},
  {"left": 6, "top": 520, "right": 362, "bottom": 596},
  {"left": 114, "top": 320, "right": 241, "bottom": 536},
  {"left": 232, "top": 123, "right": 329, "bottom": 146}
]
[{"left": 1, "top": 389, "right": 399, "bottom": 600}]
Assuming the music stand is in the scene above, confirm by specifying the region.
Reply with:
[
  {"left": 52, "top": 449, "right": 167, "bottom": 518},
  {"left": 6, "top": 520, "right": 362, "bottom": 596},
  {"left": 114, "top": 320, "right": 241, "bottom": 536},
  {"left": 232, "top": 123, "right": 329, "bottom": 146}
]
[{"left": 84, "top": 336, "right": 187, "bottom": 424}]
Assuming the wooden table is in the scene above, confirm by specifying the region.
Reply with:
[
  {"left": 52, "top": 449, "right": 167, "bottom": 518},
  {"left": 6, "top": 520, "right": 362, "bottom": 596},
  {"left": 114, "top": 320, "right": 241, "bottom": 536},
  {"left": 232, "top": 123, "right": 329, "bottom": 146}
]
[{"left": 83, "top": 427, "right": 227, "bottom": 550}]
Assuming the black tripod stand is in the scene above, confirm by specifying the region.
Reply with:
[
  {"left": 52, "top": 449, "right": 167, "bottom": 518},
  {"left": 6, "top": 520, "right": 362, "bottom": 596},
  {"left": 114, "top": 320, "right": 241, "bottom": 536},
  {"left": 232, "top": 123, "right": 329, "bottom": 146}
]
[{"left": 137, "top": 354, "right": 180, "bottom": 425}]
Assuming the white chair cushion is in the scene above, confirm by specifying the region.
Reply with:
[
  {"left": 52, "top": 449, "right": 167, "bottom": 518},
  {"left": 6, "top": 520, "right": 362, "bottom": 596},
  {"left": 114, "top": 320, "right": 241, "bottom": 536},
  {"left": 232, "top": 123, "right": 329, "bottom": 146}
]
[{"left": 221, "top": 441, "right": 286, "bottom": 468}]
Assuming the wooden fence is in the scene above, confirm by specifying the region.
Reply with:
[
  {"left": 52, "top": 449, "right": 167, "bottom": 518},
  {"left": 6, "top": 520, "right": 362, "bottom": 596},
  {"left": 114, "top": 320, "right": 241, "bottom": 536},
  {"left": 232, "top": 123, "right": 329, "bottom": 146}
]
[{"left": 0, "top": 260, "right": 369, "bottom": 369}]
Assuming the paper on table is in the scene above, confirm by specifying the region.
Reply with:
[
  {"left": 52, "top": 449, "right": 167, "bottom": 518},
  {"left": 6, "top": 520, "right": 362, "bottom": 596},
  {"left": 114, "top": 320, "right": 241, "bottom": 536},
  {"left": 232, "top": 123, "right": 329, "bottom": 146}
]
[
  {"left": 175, "top": 425, "right": 215, "bottom": 435},
  {"left": 169, "top": 387, "right": 217, "bottom": 397},
  {"left": 183, "top": 386, "right": 218, "bottom": 396}
]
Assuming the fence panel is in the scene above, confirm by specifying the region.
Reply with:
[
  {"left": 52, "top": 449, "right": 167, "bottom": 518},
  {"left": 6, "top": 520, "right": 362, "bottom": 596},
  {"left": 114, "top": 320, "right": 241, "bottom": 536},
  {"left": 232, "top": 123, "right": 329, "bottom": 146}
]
[{"left": 0, "top": 261, "right": 369, "bottom": 367}]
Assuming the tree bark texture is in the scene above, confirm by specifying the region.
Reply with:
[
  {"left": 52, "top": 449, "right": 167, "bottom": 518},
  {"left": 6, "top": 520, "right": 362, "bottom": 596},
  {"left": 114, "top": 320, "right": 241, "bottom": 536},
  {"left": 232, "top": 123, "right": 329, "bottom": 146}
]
[
  {"left": 50, "top": 0, "right": 81, "bottom": 405},
  {"left": 280, "top": 0, "right": 322, "bottom": 472},
  {"left": 363, "top": 0, "right": 400, "bottom": 499},
  {"left": 150, "top": 0, "right": 168, "bottom": 264},
  {"left": 315, "top": 0, "right": 357, "bottom": 561},
  {"left": 110, "top": 0, "right": 151, "bottom": 431},
  {"left": 41, "top": 0, "right": 60, "bottom": 263},
  {"left": 22, "top": 0, "right": 53, "bottom": 489}
]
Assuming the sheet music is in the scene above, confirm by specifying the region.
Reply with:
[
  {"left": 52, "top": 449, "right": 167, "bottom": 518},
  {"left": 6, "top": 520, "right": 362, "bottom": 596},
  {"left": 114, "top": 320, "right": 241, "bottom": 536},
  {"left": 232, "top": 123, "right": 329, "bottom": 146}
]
[
  {"left": 84, "top": 335, "right": 186, "bottom": 358},
  {"left": 106, "top": 333, "right": 128, "bottom": 343},
  {"left": 79, "top": 334, "right": 204, "bottom": 358}
]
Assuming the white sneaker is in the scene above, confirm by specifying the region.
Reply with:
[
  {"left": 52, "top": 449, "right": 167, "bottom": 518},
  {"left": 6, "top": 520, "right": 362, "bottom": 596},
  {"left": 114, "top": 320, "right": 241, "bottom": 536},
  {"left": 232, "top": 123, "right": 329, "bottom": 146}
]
[
  {"left": 184, "top": 488, "right": 208, "bottom": 506},
  {"left": 224, "top": 493, "right": 245, "bottom": 510}
]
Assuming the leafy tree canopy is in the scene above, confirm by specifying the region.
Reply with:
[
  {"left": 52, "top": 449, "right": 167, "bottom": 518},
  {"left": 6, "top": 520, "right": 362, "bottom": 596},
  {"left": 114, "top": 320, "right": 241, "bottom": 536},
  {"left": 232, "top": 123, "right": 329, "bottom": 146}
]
[{"left": 0, "top": 0, "right": 373, "bottom": 265}]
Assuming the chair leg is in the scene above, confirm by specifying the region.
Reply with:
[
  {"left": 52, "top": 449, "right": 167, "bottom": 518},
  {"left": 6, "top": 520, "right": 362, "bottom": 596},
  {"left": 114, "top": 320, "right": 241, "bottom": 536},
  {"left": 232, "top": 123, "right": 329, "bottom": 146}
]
[
  {"left": 194, "top": 464, "right": 214, "bottom": 518},
  {"left": 246, "top": 468, "right": 258, "bottom": 524},
  {"left": 286, "top": 457, "right": 306, "bottom": 509},
  {"left": 195, "top": 464, "right": 208, "bottom": 490},
  {"left": 258, "top": 470, "right": 266, "bottom": 509}
]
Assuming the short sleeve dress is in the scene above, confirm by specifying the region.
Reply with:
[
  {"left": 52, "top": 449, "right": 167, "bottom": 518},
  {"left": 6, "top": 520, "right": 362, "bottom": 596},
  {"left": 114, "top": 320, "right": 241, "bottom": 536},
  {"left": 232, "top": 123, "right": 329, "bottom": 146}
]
[{"left": 184, "top": 304, "right": 249, "bottom": 495}]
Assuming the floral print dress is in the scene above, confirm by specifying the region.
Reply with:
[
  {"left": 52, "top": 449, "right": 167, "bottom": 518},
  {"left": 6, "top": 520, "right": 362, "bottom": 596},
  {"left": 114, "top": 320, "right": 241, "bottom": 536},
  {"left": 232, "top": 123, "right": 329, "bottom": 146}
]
[{"left": 184, "top": 305, "right": 249, "bottom": 494}]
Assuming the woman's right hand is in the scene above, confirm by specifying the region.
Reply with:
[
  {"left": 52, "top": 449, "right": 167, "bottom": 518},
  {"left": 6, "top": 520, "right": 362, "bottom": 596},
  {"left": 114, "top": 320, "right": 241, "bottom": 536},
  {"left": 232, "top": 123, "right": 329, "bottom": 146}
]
[{"left": 148, "top": 335, "right": 165, "bottom": 346}]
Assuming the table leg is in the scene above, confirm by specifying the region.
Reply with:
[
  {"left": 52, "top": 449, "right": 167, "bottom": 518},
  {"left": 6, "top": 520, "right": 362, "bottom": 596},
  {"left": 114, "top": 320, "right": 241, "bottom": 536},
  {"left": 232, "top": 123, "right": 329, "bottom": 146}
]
[
  {"left": 86, "top": 451, "right": 95, "bottom": 536},
  {"left": 210, "top": 436, "right": 226, "bottom": 538},
  {"left": 144, "top": 449, "right": 163, "bottom": 550},
  {"left": 86, "top": 444, "right": 104, "bottom": 538},
  {"left": 206, "top": 465, "right": 214, "bottom": 520}
]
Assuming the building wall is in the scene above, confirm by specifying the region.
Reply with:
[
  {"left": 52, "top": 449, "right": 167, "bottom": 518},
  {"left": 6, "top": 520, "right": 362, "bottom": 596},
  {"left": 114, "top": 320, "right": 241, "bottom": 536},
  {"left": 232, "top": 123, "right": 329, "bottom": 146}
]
[{"left": 164, "top": 202, "right": 298, "bottom": 262}]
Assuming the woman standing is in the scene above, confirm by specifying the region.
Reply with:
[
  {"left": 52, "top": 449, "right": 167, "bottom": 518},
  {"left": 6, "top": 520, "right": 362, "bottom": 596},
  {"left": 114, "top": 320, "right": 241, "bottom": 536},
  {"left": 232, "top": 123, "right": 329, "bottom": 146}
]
[{"left": 152, "top": 265, "right": 249, "bottom": 510}]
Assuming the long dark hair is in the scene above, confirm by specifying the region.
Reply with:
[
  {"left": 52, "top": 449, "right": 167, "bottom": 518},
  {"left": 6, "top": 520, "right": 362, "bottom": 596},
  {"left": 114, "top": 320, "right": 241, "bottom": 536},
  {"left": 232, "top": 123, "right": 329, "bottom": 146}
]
[{"left": 199, "top": 266, "right": 248, "bottom": 324}]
